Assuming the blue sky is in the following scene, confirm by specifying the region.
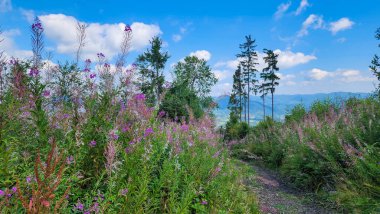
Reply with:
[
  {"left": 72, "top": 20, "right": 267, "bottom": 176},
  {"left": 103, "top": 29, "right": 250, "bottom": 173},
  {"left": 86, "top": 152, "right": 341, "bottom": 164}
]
[{"left": 0, "top": 0, "right": 379, "bottom": 95}]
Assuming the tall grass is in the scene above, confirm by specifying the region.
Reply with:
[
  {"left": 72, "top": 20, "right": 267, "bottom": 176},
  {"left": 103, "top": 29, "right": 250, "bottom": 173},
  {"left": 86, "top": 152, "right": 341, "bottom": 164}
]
[{"left": 232, "top": 98, "right": 380, "bottom": 212}]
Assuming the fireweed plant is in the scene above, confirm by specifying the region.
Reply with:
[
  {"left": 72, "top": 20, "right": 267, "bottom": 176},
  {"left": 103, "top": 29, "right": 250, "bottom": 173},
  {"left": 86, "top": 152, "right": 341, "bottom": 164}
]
[{"left": 0, "top": 20, "right": 258, "bottom": 213}]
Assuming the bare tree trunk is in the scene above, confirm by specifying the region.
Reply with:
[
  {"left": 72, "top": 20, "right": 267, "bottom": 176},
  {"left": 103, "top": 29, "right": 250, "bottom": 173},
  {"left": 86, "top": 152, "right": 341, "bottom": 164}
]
[
  {"left": 247, "top": 73, "right": 250, "bottom": 126},
  {"left": 271, "top": 90, "right": 274, "bottom": 120},
  {"left": 263, "top": 92, "right": 266, "bottom": 119}
]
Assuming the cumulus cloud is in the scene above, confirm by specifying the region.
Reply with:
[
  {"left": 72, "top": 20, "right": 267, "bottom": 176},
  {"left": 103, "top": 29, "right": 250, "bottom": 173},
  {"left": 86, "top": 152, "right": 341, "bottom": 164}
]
[
  {"left": 274, "top": 2, "right": 291, "bottom": 20},
  {"left": 0, "top": 0, "right": 11, "bottom": 13},
  {"left": 211, "top": 83, "right": 232, "bottom": 97},
  {"left": 274, "top": 49, "right": 316, "bottom": 69},
  {"left": 297, "top": 14, "right": 324, "bottom": 37},
  {"left": 308, "top": 68, "right": 374, "bottom": 82},
  {"left": 39, "top": 14, "right": 162, "bottom": 60},
  {"left": 189, "top": 50, "right": 211, "bottom": 61},
  {"left": 215, "top": 49, "right": 316, "bottom": 71},
  {"left": 295, "top": 0, "right": 310, "bottom": 15},
  {"left": 329, "top": 18, "right": 354, "bottom": 34},
  {"left": 0, "top": 29, "right": 33, "bottom": 59},
  {"left": 309, "top": 68, "right": 333, "bottom": 80},
  {"left": 212, "top": 69, "right": 231, "bottom": 81}
]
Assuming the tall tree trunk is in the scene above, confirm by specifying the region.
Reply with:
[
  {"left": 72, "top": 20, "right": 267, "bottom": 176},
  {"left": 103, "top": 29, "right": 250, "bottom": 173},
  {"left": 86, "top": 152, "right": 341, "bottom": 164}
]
[
  {"left": 239, "top": 94, "right": 242, "bottom": 122},
  {"left": 263, "top": 91, "right": 265, "bottom": 119},
  {"left": 271, "top": 89, "right": 274, "bottom": 120},
  {"left": 247, "top": 73, "right": 250, "bottom": 126}
]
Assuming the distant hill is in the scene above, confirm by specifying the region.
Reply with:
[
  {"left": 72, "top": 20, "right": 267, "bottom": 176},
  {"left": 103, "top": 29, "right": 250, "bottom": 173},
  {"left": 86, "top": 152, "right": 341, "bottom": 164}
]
[{"left": 213, "top": 92, "right": 371, "bottom": 126}]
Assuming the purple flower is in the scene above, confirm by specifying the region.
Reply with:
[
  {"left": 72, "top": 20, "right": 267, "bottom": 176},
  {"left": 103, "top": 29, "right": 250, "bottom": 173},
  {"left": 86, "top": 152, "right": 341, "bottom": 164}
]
[
  {"left": 201, "top": 200, "right": 208, "bottom": 205},
  {"left": 42, "top": 90, "right": 50, "bottom": 97},
  {"left": 120, "top": 188, "right": 128, "bottom": 196},
  {"left": 26, "top": 176, "right": 32, "bottom": 184},
  {"left": 144, "top": 128, "right": 154, "bottom": 137},
  {"left": 29, "top": 68, "right": 39, "bottom": 77},
  {"left": 158, "top": 111, "right": 166, "bottom": 118},
  {"left": 90, "top": 73, "right": 96, "bottom": 79},
  {"left": 109, "top": 130, "right": 119, "bottom": 140},
  {"left": 89, "top": 140, "right": 97, "bottom": 147},
  {"left": 84, "top": 211, "right": 90, "bottom": 214},
  {"left": 11, "top": 187, "right": 17, "bottom": 193},
  {"left": 181, "top": 124, "right": 189, "bottom": 132},
  {"left": 135, "top": 93, "right": 145, "bottom": 101},
  {"left": 0, "top": 190, "right": 4, "bottom": 197},
  {"left": 66, "top": 156, "right": 74, "bottom": 165},
  {"left": 83, "top": 68, "right": 90, "bottom": 72},
  {"left": 75, "top": 202, "right": 84, "bottom": 211},
  {"left": 104, "top": 63, "right": 110, "bottom": 68},
  {"left": 32, "top": 21, "right": 43, "bottom": 31},
  {"left": 124, "top": 25, "right": 132, "bottom": 32},
  {"left": 97, "top": 53, "right": 105, "bottom": 58}
]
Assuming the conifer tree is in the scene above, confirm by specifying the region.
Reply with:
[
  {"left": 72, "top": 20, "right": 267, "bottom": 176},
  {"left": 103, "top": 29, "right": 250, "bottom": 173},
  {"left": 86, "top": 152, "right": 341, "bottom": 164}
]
[
  {"left": 237, "top": 36, "right": 258, "bottom": 126},
  {"left": 228, "top": 64, "right": 244, "bottom": 121},
  {"left": 261, "top": 49, "right": 280, "bottom": 119}
]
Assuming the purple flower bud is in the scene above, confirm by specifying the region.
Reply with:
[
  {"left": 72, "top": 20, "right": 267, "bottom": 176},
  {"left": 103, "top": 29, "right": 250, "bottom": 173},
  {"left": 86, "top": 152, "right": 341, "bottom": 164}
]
[
  {"left": 42, "top": 90, "right": 50, "bottom": 97},
  {"left": 0, "top": 190, "right": 4, "bottom": 197},
  {"left": 75, "top": 202, "right": 84, "bottom": 211},
  {"left": 124, "top": 25, "right": 132, "bottom": 32},
  {"left": 85, "top": 59, "right": 91, "bottom": 64},
  {"left": 121, "top": 188, "right": 128, "bottom": 196},
  {"left": 89, "top": 140, "right": 97, "bottom": 147},
  {"left": 158, "top": 111, "right": 166, "bottom": 118},
  {"left": 201, "top": 200, "right": 208, "bottom": 205},
  {"left": 29, "top": 68, "right": 39, "bottom": 77},
  {"left": 135, "top": 93, "right": 145, "bottom": 101},
  {"left": 66, "top": 156, "right": 74, "bottom": 165},
  {"left": 11, "top": 186, "right": 17, "bottom": 193},
  {"left": 26, "top": 176, "right": 32, "bottom": 184},
  {"left": 97, "top": 53, "right": 105, "bottom": 58},
  {"left": 144, "top": 128, "right": 154, "bottom": 137},
  {"left": 90, "top": 73, "right": 96, "bottom": 79},
  {"left": 104, "top": 63, "right": 110, "bottom": 68}
]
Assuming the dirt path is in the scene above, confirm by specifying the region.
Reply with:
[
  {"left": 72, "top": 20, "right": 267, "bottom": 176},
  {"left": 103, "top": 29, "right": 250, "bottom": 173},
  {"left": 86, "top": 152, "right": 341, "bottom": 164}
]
[{"left": 245, "top": 162, "right": 336, "bottom": 214}]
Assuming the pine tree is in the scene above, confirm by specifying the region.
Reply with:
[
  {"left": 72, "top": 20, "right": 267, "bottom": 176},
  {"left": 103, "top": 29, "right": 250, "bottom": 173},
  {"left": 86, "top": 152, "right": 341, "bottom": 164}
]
[
  {"left": 261, "top": 49, "right": 280, "bottom": 119},
  {"left": 237, "top": 36, "right": 258, "bottom": 126},
  {"left": 136, "top": 36, "right": 170, "bottom": 106}
]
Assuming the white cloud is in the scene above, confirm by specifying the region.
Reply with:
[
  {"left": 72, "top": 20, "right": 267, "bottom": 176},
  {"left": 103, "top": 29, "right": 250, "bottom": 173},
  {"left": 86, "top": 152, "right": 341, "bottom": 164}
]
[
  {"left": 20, "top": 9, "right": 35, "bottom": 23},
  {"left": 274, "top": 2, "right": 291, "bottom": 20},
  {"left": 309, "top": 68, "right": 333, "bottom": 80},
  {"left": 172, "top": 34, "right": 182, "bottom": 42},
  {"left": 39, "top": 14, "right": 162, "bottom": 60},
  {"left": 308, "top": 68, "right": 374, "bottom": 82},
  {"left": 213, "top": 69, "right": 231, "bottom": 81},
  {"left": 211, "top": 83, "right": 232, "bottom": 97},
  {"left": 329, "top": 18, "right": 354, "bottom": 34},
  {"left": 215, "top": 49, "right": 316, "bottom": 71},
  {"left": 274, "top": 49, "right": 317, "bottom": 69},
  {"left": 295, "top": 0, "right": 310, "bottom": 15},
  {"left": 0, "top": 29, "right": 33, "bottom": 59},
  {"left": 297, "top": 14, "right": 324, "bottom": 37},
  {"left": 0, "top": 0, "right": 12, "bottom": 13},
  {"left": 189, "top": 50, "right": 211, "bottom": 61}
]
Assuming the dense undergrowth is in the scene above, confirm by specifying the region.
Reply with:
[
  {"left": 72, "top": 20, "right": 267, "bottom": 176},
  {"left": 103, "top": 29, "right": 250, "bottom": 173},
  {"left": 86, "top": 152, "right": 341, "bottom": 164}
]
[
  {"left": 230, "top": 98, "right": 380, "bottom": 213},
  {"left": 0, "top": 23, "right": 259, "bottom": 213}
]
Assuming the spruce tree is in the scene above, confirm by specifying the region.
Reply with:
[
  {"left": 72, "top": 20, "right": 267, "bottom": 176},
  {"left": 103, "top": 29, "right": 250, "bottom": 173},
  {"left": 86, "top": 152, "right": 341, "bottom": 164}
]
[
  {"left": 261, "top": 49, "right": 280, "bottom": 119},
  {"left": 237, "top": 36, "right": 258, "bottom": 126},
  {"left": 228, "top": 64, "right": 244, "bottom": 121}
]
